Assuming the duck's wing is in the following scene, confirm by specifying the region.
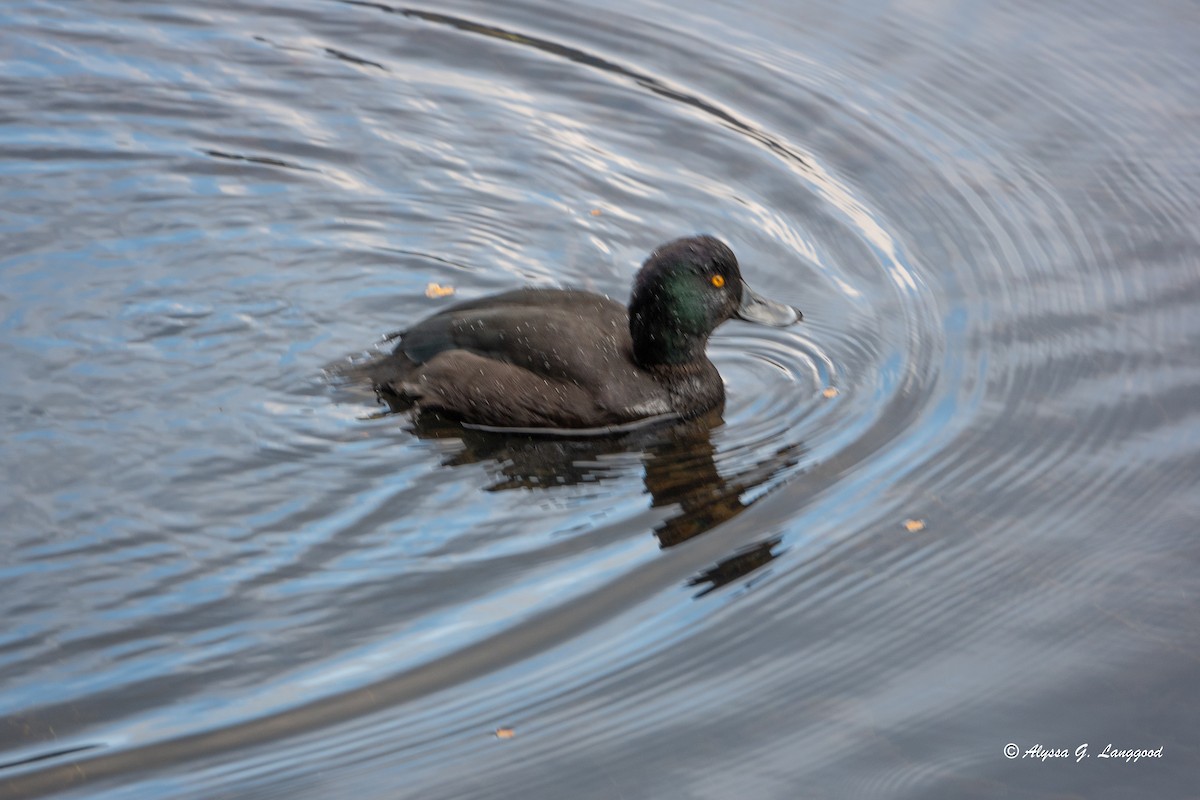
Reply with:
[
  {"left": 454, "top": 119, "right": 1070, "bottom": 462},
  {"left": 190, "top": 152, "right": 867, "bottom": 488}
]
[
  {"left": 399, "top": 349, "right": 646, "bottom": 428},
  {"left": 379, "top": 289, "right": 674, "bottom": 427},
  {"left": 397, "top": 289, "right": 631, "bottom": 389}
]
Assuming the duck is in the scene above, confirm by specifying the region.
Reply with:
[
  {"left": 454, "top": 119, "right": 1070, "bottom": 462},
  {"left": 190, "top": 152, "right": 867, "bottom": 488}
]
[{"left": 362, "top": 235, "right": 802, "bottom": 431}]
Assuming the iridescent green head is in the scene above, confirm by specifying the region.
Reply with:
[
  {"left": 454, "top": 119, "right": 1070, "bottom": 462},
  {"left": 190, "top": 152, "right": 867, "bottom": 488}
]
[{"left": 628, "top": 235, "right": 802, "bottom": 367}]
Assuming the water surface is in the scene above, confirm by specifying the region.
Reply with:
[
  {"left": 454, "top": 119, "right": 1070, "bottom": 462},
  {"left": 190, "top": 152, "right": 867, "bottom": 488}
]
[{"left": 1, "top": 0, "right": 1197, "bottom": 797}]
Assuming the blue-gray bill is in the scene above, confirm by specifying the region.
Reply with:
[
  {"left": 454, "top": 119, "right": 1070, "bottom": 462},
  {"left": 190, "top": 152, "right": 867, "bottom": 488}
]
[{"left": 735, "top": 280, "right": 803, "bottom": 326}]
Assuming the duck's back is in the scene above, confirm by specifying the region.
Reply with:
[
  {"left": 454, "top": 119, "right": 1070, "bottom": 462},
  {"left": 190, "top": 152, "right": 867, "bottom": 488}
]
[{"left": 368, "top": 289, "right": 684, "bottom": 428}]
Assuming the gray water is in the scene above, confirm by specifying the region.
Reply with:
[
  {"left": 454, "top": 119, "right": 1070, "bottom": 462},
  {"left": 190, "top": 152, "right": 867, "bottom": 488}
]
[{"left": 2, "top": 0, "right": 1198, "bottom": 797}]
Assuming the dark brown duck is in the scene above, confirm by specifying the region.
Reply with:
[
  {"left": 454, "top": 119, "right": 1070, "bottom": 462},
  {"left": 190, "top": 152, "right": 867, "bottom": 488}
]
[{"left": 364, "top": 235, "right": 802, "bottom": 430}]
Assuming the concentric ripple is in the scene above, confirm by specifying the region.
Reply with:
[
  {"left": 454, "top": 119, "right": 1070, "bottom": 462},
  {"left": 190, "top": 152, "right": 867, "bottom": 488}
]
[{"left": 1, "top": 0, "right": 1197, "bottom": 798}]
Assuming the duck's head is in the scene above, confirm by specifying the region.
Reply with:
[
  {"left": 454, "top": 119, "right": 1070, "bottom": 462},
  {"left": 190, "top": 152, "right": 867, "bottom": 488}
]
[{"left": 628, "top": 235, "right": 802, "bottom": 368}]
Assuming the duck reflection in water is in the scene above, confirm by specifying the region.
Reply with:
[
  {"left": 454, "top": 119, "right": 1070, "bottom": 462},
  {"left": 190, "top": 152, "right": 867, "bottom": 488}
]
[{"left": 364, "top": 399, "right": 800, "bottom": 596}]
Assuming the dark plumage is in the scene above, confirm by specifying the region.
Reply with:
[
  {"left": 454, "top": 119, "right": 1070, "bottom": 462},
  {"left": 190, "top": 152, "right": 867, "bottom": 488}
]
[{"left": 363, "top": 235, "right": 801, "bottom": 430}]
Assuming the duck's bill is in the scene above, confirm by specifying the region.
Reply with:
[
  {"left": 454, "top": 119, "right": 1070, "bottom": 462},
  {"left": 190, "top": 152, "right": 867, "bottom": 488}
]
[{"left": 736, "top": 281, "right": 803, "bottom": 326}]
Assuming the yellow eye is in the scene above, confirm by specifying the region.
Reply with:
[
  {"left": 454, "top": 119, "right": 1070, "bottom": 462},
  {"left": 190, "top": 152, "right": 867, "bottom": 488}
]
[{"left": 711, "top": 274, "right": 725, "bottom": 288}]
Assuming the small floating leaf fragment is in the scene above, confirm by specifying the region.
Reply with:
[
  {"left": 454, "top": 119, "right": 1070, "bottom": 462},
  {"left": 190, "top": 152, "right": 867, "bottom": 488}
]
[
  {"left": 590, "top": 208, "right": 602, "bottom": 216},
  {"left": 494, "top": 727, "right": 516, "bottom": 739},
  {"left": 425, "top": 282, "right": 456, "bottom": 299},
  {"left": 822, "top": 387, "right": 839, "bottom": 398},
  {"left": 903, "top": 518, "right": 926, "bottom": 533}
]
